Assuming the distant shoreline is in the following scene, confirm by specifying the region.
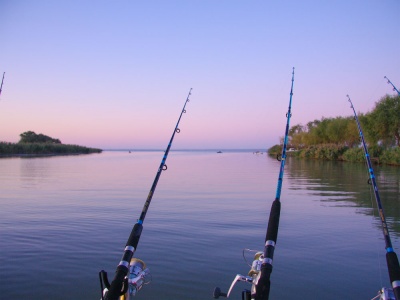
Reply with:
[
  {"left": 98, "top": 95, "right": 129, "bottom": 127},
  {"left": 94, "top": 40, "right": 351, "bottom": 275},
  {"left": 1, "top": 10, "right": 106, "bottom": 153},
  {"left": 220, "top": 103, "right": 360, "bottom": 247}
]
[
  {"left": 267, "top": 144, "right": 400, "bottom": 166},
  {"left": 0, "top": 142, "right": 102, "bottom": 157},
  {"left": 103, "top": 148, "right": 266, "bottom": 152},
  {"left": 0, "top": 152, "right": 102, "bottom": 158}
]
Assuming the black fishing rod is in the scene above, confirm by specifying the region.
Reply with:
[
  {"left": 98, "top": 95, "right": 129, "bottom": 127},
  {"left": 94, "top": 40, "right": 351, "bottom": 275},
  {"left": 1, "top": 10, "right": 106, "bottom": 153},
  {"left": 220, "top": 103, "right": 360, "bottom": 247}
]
[
  {"left": 384, "top": 76, "right": 400, "bottom": 96},
  {"left": 213, "top": 68, "right": 295, "bottom": 300},
  {"left": 347, "top": 95, "right": 400, "bottom": 300},
  {"left": 100, "top": 88, "right": 193, "bottom": 300},
  {"left": 0, "top": 72, "right": 5, "bottom": 96},
  {"left": 254, "top": 67, "right": 295, "bottom": 300}
]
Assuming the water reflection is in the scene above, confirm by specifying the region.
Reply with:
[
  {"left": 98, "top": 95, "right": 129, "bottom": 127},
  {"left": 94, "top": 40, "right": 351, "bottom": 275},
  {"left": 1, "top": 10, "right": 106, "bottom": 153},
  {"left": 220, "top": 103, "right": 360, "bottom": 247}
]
[
  {"left": 285, "top": 157, "right": 400, "bottom": 236},
  {"left": 1, "top": 151, "right": 399, "bottom": 300},
  {"left": 18, "top": 156, "right": 54, "bottom": 189}
]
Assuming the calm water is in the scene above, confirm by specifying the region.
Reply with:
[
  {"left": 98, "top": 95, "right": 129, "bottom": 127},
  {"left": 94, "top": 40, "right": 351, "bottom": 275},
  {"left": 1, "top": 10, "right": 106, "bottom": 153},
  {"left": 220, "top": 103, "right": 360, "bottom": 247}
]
[{"left": 0, "top": 151, "right": 399, "bottom": 300}]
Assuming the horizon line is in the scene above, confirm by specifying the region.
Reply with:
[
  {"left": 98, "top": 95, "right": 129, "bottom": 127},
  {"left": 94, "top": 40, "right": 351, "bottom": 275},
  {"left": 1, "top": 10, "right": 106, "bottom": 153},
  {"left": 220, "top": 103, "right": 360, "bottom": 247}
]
[{"left": 102, "top": 148, "right": 269, "bottom": 151}]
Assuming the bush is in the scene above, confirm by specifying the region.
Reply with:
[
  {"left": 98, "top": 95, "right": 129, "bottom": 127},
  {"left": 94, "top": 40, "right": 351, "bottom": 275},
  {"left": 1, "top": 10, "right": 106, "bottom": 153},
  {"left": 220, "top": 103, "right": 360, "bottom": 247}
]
[
  {"left": 341, "top": 147, "right": 365, "bottom": 162},
  {"left": 380, "top": 147, "right": 400, "bottom": 165},
  {"left": 297, "top": 144, "right": 348, "bottom": 160},
  {"left": 267, "top": 144, "right": 282, "bottom": 155},
  {"left": 0, "top": 142, "right": 102, "bottom": 155}
]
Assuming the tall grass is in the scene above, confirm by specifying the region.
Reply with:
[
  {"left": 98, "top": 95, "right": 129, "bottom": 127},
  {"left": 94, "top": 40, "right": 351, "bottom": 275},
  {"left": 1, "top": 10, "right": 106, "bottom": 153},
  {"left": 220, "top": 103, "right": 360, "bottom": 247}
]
[
  {"left": 297, "top": 144, "right": 349, "bottom": 160},
  {"left": 268, "top": 143, "right": 400, "bottom": 166},
  {"left": 0, "top": 142, "right": 102, "bottom": 155}
]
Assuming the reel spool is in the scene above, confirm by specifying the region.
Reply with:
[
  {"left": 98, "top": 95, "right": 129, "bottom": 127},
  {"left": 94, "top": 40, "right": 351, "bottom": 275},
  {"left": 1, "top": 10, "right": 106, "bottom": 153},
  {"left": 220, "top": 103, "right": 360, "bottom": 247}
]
[{"left": 123, "top": 258, "right": 150, "bottom": 299}]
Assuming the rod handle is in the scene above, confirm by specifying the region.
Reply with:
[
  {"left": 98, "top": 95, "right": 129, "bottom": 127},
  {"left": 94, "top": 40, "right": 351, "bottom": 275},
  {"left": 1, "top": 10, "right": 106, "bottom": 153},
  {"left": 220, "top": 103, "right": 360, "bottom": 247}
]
[
  {"left": 265, "top": 199, "right": 281, "bottom": 243},
  {"left": 386, "top": 251, "right": 400, "bottom": 300},
  {"left": 255, "top": 267, "right": 271, "bottom": 300}
]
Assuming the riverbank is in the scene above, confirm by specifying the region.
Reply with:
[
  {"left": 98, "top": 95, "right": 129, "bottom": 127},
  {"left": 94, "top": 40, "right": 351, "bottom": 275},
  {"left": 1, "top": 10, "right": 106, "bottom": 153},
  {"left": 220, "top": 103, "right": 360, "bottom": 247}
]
[
  {"left": 268, "top": 144, "right": 400, "bottom": 166},
  {"left": 0, "top": 141, "right": 102, "bottom": 156}
]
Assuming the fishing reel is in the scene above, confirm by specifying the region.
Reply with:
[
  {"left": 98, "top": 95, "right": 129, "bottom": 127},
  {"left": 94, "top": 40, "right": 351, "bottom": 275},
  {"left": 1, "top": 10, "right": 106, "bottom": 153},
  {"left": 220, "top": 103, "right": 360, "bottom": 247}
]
[
  {"left": 125, "top": 258, "right": 151, "bottom": 298},
  {"left": 100, "top": 258, "right": 151, "bottom": 300},
  {"left": 372, "top": 287, "right": 395, "bottom": 300},
  {"left": 214, "top": 249, "right": 264, "bottom": 300}
]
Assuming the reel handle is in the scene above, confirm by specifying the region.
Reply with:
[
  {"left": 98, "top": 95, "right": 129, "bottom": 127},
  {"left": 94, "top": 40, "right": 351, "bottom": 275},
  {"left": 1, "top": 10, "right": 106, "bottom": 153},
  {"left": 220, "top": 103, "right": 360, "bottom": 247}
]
[{"left": 213, "top": 287, "right": 227, "bottom": 298}]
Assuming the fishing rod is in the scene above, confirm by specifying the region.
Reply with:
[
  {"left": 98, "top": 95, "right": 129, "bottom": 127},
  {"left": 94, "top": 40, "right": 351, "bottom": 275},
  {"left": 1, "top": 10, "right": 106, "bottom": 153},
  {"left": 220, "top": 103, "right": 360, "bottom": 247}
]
[
  {"left": 254, "top": 67, "right": 295, "bottom": 300},
  {"left": 0, "top": 72, "right": 5, "bottom": 96},
  {"left": 384, "top": 76, "right": 400, "bottom": 95},
  {"left": 99, "top": 88, "right": 193, "bottom": 300},
  {"left": 347, "top": 95, "right": 400, "bottom": 300},
  {"left": 214, "top": 68, "right": 295, "bottom": 300}
]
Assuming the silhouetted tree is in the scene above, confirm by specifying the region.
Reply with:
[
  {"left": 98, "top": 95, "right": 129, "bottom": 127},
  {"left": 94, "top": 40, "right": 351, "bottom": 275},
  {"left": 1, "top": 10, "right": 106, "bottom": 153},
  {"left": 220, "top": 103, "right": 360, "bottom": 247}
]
[{"left": 19, "top": 131, "right": 61, "bottom": 144}]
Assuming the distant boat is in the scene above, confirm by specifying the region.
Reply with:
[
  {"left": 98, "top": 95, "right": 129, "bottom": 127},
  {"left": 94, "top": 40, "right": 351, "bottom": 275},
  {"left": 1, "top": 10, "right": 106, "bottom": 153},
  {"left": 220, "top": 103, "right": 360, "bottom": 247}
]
[{"left": 217, "top": 151, "right": 222, "bottom": 153}]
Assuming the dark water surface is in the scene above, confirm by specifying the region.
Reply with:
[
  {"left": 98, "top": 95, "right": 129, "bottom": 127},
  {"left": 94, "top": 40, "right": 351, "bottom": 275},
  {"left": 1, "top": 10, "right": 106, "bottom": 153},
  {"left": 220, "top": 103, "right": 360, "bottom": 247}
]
[{"left": 0, "top": 151, "right": 399, "bottom": 299}]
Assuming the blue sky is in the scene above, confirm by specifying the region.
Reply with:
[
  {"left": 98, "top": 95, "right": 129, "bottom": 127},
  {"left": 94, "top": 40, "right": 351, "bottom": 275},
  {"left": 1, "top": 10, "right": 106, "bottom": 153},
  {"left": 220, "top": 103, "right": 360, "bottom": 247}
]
[{"left": 1, "top": 0, "right": 399, "bottom": 149}]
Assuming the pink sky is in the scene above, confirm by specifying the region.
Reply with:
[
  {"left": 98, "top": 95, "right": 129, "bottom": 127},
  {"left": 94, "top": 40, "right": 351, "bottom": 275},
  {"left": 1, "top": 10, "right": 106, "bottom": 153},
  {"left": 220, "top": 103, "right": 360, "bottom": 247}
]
[{"left": 1, "top": 1, "right": 399, "bottom": 150}]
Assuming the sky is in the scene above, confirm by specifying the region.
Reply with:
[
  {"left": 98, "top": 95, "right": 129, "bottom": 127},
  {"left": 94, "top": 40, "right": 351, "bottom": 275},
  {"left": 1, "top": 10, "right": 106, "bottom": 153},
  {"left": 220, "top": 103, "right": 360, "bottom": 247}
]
[{"left": 0, "top": 0, "right": 399, "bottom": 150}]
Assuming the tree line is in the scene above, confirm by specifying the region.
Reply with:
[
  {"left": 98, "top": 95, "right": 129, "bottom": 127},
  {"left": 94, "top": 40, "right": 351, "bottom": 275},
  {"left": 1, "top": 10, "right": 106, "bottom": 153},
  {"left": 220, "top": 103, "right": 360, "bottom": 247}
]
[
  {"left": 288, "top": 94, "right": 400, "bottom": 148},
  {"left": 19, "top": 131, "right": 62, "bottom": 144},
  {"left": 0, "top": 131, "right": 102, "bottom": 155},
  {"left": 268, "top": 94, "right": 400, "bottom": 165}
]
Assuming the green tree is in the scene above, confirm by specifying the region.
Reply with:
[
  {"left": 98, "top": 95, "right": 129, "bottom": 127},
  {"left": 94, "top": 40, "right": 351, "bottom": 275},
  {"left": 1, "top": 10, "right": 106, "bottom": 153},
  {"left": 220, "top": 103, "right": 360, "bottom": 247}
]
[
  {"left": 282, "top": 94, "right": 400, "bottom": 149},
  {"left": 344, "top": 118, "right": 360, "bottom": 147},
  {"left": 302, "top": 120, "right": 321, "bottom": 146},
  {"left": 19, "top": 131, "right": 61, "bottom": 144},
  {"left": 289, "top": 124, "right": 305, "bottom": 148},
  {"left": 367, "top": 95, "right": 400, "bottom": 147},
  {"left": 326, "top": 117, "right": 346, "bottom": 144},
  {"left": 312, "top": 118, "right": 330, "bottom": 144}
]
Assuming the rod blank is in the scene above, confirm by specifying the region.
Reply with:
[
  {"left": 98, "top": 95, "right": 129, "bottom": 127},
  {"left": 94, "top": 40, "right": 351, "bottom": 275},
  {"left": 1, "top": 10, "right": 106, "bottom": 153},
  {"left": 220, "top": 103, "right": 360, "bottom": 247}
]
[
  {"left": 255, "top": 68, "right": 295, "bottom": 300},
  {"left": 348, "top": 95, "right": 400, "bottom": 300},
  {"left": 102, "top": 88, "right": 193, "bottom": 300}
]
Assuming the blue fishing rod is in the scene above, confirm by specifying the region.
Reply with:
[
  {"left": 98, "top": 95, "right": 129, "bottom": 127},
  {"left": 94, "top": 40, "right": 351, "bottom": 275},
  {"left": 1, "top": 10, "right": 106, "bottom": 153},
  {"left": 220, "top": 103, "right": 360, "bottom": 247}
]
[
  {"left": 100, "top": 88, "right": 193, "bottom": 300},
  {"left": 213, "top": 68, "right": 295, "bottom": 300},
  {"left": 347, "top": 95, "right": 400, "bottom": 300},
  {"left": 254, "top": 67, "right": 295, "bottom": 300},
  {"left": 0, "top": 72, "right": 5, "bottom": 96},
  {"left": 384, "top": 76, "right": 400, "bottom": 95}
]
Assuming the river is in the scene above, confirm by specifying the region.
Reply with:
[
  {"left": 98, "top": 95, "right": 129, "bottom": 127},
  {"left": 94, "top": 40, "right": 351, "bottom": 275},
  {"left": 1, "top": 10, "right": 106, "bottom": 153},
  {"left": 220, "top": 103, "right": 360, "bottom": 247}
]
[{"left": 0, "top": 150, "right": 399, "bottom": 299}]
